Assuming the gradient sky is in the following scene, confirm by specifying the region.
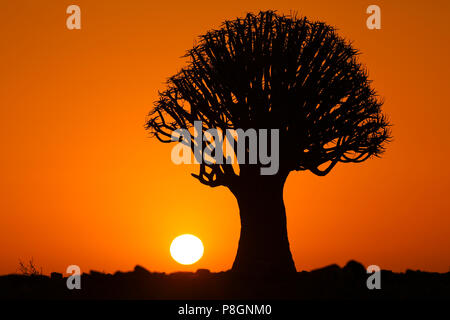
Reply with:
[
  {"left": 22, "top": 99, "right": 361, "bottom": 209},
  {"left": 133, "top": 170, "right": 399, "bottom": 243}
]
[{"left": 0, "top": 0, "right": 449, "bottom": 275}]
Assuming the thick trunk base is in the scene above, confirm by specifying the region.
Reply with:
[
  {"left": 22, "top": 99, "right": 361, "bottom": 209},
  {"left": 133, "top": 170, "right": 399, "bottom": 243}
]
[{"left": 230, "top": 175, "right": 296, "bottom": 276}]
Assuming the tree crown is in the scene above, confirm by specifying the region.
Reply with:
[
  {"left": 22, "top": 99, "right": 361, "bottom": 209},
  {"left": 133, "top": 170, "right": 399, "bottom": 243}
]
[{"left": 146, "top": 11, "right": 391, "bottom": 187}]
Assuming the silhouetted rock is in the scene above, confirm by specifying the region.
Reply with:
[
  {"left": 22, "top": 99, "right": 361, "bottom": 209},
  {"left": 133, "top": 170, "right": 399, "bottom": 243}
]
[
  {"left": 89, "top": 270, "right": 104, "bottom": 277},
  {"left": 343, "top": 260, "right": 366, "bottom": 276},
  {"left": 50, "top": 272, "right": 62, "bottom": 280},
  {"left": 343, "top": 260, "right": 366, "bottom": 284},
  {"left": 196, "top": 269, "right": 211, "bottom": 277},
  {"left": 133, "top": 265, "right": 151, "bottom": 276}
]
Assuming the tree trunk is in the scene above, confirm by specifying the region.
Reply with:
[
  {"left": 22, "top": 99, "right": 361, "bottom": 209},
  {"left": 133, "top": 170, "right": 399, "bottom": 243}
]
[{"left": 230, "top": 174, "right": 296, "bottom": 275}]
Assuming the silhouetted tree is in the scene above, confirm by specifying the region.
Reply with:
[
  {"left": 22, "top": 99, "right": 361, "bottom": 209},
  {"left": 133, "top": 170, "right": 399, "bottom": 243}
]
[{"left": 146, "top": 11, "right": 390, "bottom": 275}]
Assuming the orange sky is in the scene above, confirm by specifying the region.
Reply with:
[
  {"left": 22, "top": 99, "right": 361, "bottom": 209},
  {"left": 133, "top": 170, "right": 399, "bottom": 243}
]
[{"left": 1, "top": 0, "right": 449, "bottom": 275}]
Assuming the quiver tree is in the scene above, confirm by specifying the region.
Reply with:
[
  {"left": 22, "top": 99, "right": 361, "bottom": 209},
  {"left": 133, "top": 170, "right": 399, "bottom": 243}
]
[{"left": 146, "top": 11, "right": 390, "bottom": 275}]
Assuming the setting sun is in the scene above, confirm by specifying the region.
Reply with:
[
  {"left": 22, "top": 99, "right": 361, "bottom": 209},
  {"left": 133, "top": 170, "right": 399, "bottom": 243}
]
[{"left": 170, "top": 234, "right": 204, "bottom": 265}]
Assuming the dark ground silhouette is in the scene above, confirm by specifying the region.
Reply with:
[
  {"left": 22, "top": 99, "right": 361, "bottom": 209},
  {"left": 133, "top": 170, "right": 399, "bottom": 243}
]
[{"left": 1, "top": 261, "right": 448, "bottom": 300}]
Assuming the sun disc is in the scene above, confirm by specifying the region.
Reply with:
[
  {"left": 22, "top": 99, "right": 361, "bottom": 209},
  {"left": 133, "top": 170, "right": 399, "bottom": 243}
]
[{"left": 170, "top": 234, "right": 204, "bottom": 265}]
